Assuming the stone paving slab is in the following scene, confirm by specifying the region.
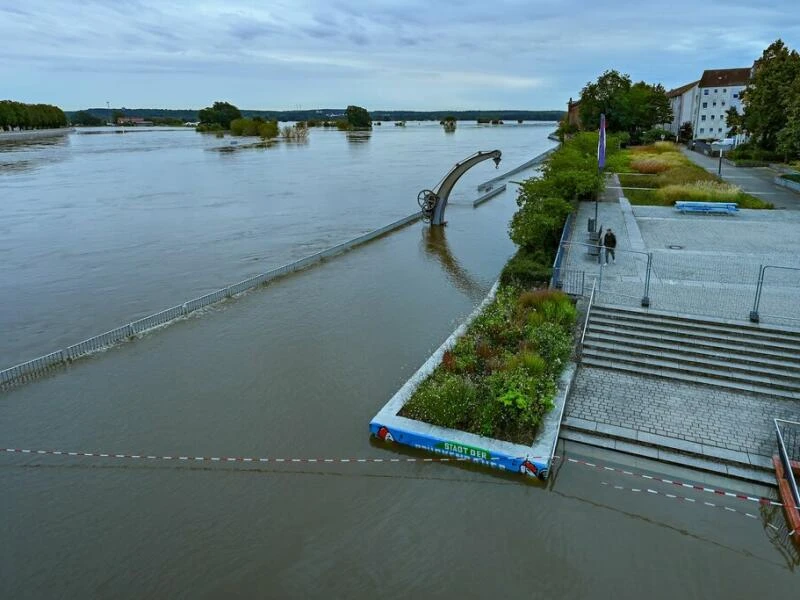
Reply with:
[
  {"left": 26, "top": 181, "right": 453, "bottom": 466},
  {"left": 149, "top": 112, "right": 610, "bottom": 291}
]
[{"left": 566, "top": 366, "right": 800, "bottom": 458}]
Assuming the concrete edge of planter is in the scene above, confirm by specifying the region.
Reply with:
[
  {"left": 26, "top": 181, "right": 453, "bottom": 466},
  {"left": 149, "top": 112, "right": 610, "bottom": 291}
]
[{"left": 369, "top": 280, "right": 578, "bottom": 480}]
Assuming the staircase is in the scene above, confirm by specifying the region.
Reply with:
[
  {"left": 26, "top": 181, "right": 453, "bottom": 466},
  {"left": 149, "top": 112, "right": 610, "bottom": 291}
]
[{"left": 581, "top": 305, "right": 800, "bottom": 400}]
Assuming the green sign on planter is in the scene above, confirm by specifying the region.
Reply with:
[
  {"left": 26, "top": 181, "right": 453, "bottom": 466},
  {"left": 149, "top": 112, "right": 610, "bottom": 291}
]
[{"left": 435, "top": 441, "right": 492, "bottom": 461}]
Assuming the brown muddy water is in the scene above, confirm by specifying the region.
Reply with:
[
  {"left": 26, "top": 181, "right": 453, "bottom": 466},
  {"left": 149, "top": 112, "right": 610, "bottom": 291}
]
[{"left": 1, "top": 125, "right": 798, "bottom": 598}]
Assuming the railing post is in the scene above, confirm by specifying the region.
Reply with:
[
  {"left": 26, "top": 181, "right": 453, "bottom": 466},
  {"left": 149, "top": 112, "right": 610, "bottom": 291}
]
[
  {"left": 750, "top": 264, "right": 765, "bottom": 323},
  {"left": 641, "top": 252, "right": 652, "bottom": 307}
]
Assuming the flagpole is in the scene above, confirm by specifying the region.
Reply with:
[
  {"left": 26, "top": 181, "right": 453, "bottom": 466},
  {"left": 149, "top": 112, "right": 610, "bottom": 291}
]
[{"left": 595, "top": 113, "right": 606, "bottom": 236}]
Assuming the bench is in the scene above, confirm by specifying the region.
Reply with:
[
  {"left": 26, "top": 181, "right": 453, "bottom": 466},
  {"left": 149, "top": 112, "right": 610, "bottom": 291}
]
[{"left": 675, "top": 201, "right": 738, "bottom": 215}]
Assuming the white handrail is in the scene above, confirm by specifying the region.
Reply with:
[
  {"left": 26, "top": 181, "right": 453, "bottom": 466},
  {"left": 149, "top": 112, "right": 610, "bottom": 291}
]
[{"left": 580, "top": 278, "right": 598, "bottom": 353}]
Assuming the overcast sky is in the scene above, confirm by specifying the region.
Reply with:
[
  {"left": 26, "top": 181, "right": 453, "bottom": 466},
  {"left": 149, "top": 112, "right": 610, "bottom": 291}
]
[{"left": 1, "top": 0, "right": 798, "bottom": 111}]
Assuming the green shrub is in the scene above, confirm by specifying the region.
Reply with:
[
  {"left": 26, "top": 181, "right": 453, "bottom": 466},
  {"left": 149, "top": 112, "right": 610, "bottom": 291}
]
[
  {"left": 500, "top": 249, "right": 553, "bottom": 289},
  {"left": 402, "top": 372, "right": 478, "bottom": 429},
  {"left": 527, "top": 322, "right": 572, "bottom": 371}
]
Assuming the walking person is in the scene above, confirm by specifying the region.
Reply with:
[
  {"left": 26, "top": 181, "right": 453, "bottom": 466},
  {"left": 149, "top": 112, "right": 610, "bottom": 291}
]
[{"left": 603, "top": 228, "right": 617, "bottom": 265}]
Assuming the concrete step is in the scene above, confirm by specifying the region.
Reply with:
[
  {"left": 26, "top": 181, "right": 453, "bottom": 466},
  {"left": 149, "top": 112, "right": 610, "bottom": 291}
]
[
  {"left": 591, "top": 307, "right": 800, "bottom": 346},
  {"left": 588, "top": 316, "right": 800, "bottom": 354},
  {"left": 581, "top": 346, "right": 800, "bottom": 388},
  {"left": 582, "top": 337, "right": 800, "bottom": 373},
  {"left": 592, "top": 304, "right": 800, "bottom": 341},
  {"left": 583, "top": 329, "right": 800, "bottom": 365},
  {"left": 581, "top": 357, "right": 800, "bottom": 400}
]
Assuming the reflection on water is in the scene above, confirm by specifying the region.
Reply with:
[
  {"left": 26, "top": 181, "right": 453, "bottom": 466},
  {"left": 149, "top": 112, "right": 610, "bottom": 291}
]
[
  {"left": 0, "top": 136, "right": 70, "bottom": 174},
  {"left": 421, "top": 225, "right": 484, "bottom": 301},
  {"left": 346, "top": 131, "right": 371, "bottom": 143}
]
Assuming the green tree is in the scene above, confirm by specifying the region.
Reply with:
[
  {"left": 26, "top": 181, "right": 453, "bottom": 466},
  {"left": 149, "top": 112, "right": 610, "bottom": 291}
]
[
  {"left": 678, "top": 121, "right": 693, "bottom": 143},
  {"left": 345, "top": 105, "right": 371, "bottom": 129},
  {"left": 71, "top": 111, "right": 104, "bottom": 126},
  {"left": 741, "top": 39, "right": 800, "bottom": 151},
  {"left": 579, "top": 71, "right": 672, "bottom": 139},
  {"left": 776, "top": 78, "right": 800, "bottom": 161},
  {"left": 724, "top": 106, "right": 743, "bottom": 135},
  {"left": 198, "top": 101, "right": 242, "bottom": 129}
]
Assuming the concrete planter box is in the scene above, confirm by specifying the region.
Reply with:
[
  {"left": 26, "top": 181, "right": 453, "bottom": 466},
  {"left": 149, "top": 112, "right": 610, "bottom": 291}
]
[
  {"left": 774, "top": 176, "right": 800, "bottom": 194},
  {"left": 369, "top": 281, "right": 576, "bottom": 480}
]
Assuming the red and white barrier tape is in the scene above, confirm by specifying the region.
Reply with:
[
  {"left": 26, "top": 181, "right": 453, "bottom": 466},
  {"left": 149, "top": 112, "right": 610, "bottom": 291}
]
[
  {"left": 1, "top": 447, "right": 497, "bottom": 464},
  {"left": 3, "top": 447, "right": 797, "bottom": 511},
  {"left": 565, "top": 457, "right": 797, "bottom": 510},
  {"left": 600, "top": 481, "right": 796, "bottom": 536}
]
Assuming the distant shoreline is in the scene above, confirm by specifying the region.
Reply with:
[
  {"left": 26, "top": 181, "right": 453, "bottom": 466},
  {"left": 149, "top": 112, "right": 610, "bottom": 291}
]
[{"left": 0, "top": 128, "right": 74, "bottom": 141}]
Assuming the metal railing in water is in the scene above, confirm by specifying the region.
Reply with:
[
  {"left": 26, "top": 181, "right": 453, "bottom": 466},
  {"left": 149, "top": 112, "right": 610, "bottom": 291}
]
[
  {"left": 1, "top": 211, "right": 424, "bottom": 389},
  {"left": 775, "top": 418, "right": 800, "bottom": 509}
]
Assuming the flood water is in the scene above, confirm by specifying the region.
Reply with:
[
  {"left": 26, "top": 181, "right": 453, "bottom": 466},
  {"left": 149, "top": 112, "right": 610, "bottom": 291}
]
[
  {"left": 1, "top": 123, "right": 550, "bottom": 367},
  {"left": 1, "top": 125, "right": 798, "bottom": 598}
]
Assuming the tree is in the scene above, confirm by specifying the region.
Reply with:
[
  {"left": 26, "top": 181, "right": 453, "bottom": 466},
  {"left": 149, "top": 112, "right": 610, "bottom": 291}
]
[
  {"left": 111, "top": 109, "right": 125, "bottom": 124},
  {"left": 198, "top": 101, "right": 242, "bottom": 129},
  {"left": 578, "top": 70, "right": 672, "bottom": 140},
  {"left": 345, "top": 105, "right": 371, "bottom": 129},
  {"left": 724, "top": 107, "right": 743, "bottom": 135},
  {"left": 678, "top": 121, "right": 693, "bottom": 143},
  {"left": 71, "top": 111, "right": 104, "bottom": 126},
  {"left": 741, "top": 39, "right": 800, "bottom": 151},
  {"left": 776, "top": 78, "right": 800, "bottom": 161}
]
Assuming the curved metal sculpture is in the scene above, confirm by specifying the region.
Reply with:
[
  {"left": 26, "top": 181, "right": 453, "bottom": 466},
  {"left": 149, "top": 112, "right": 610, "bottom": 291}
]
[{"left": 419, "top": 150, "right": 501, "bottom": 225}]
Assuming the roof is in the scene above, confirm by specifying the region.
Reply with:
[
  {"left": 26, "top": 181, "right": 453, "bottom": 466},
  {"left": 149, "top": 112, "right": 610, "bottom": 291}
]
[
  {"left": 698, "top": 68, "right": 751, "bottom": 88},
  {"left": 667, "top": 81, "right": 699, "bottom": 98}
]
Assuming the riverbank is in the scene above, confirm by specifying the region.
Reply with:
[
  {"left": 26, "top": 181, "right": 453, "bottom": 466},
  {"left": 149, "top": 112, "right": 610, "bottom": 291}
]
[
  {"left": 557, "top": 178, "right": 800, "bottom": 485},
  {"left": 0, "top": 128, "right": 73, "bottom": 141}
]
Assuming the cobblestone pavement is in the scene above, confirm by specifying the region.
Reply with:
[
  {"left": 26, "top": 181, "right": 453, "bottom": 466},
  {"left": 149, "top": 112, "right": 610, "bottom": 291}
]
[{"left": 567, "top": 367, "right": 800, "bottom": 457}]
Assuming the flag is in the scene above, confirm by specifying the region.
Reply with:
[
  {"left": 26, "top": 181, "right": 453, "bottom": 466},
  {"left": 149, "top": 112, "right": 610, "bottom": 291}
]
[{"left": 597, "top": 113, "right": 606, "bottom": 170}]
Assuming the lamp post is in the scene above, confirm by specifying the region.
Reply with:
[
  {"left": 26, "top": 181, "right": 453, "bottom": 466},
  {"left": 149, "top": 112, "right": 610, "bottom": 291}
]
[{"left": 710, "top": 140, "right": 732, "bottom": 176}]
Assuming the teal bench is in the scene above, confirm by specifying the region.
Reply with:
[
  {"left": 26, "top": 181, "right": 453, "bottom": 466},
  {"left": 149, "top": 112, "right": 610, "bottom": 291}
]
[{"left": 675, "top": 201, "right": 738, "bottom": 215}]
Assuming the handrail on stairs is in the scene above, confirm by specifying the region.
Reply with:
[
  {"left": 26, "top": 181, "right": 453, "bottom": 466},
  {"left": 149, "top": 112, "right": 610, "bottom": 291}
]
[{"left": 579, "top": 278, "right": 597, "bottom": 358}]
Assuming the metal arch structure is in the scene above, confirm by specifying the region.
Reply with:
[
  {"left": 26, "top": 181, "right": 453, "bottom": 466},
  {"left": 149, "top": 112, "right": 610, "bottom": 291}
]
[{"left": 419, "top": 150, "right": 501, "bottom": 226}]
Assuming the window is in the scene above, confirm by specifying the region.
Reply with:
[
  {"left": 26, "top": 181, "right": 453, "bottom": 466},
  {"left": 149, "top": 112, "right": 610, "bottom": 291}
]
[
  {"left": 700, "top": 128, "right": 705, "bottom": 133},
  {"left": 723, "top": 88, "right": 727, "bottom": 93},
  {"left": 718, "top": 128, "right": 722, "bottom": 132},
  {"left": 733, "top": 93, "right": 739, "bottom": 98},
  {"left": 722, "top": 101, "right": 726, "bottom": 106},
  {"left": 711, "top": 115, "right": 715, "bottom": 120},
  {"left": 712, "top": 101, "right": 717, "bottom": 107},
  {"left": 701, "top": 115, "right": 707, "bottom": 121},
  {"left": 704, "top": 89, "right": 709, "bottom": 95},
  {"left": 714, "top": 88, "right": 718, "bottom": 93},
  {"left": 702, "top": 102, "right": 708, "bottom": 108}
]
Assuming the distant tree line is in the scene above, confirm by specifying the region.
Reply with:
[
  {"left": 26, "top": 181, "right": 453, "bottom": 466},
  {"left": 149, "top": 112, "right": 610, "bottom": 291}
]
[
  {"left": 67, "top": 107, "right": 565, "bottom": 124},
  {"left": 0, "top": 100, "right": 68, "bottom": 131}
]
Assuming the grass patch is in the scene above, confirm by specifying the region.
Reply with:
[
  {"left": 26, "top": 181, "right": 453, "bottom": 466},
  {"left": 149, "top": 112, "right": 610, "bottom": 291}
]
[
  {"left": 616, "top": 143, "right": 772, "bottom": 209},
  {"left": 781, "top": 173, "right": 800, "bottom": 184},
  {"left": 400, "top": 287, "right": 574, "bottom": 444}
]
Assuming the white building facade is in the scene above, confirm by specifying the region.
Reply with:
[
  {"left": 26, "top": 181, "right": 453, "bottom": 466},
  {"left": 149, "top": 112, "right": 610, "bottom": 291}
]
[
  {"left": 664, "top": 80, "right": 700, "bottom": 136},
  {"left": 692, "top": 68, "right": 750, "bottom": 142}
]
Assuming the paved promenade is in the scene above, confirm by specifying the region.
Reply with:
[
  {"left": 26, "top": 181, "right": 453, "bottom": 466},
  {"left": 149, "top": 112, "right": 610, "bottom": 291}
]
[
  {"left": 680, "top": 147, "right": 800, "bottom": 210},
  {"left": 561, "top": 168, "right": 800, "bottom": 480}
]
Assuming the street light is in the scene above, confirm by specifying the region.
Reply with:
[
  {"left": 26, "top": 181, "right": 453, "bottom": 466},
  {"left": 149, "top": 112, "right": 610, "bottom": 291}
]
[{"left": 710, "top": 139, "right": 733, "bottom": 176}]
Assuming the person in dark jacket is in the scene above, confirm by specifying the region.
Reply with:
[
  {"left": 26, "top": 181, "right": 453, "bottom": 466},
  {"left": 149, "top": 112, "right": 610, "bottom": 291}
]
[{"left": 603, "top": 229, "right": 617, "bottom": 265}]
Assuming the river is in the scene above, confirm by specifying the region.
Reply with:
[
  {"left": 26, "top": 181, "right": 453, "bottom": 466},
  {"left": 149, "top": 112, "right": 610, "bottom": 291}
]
[{"left": 1, "top": 124, "right": 798, "bottom": 598}]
